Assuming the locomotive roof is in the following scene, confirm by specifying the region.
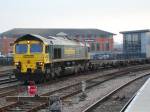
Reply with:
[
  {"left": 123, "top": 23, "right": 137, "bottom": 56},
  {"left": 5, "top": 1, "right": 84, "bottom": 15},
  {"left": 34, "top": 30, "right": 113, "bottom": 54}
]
[
  {"left": 14, "top": 34, "right": 48, "bottom": 44},
  {"left": 15, "top": 34, "right": 88, "bottom": 47},
  {"left": 48, "top": 36, "right": 83, "bottom": 46}
]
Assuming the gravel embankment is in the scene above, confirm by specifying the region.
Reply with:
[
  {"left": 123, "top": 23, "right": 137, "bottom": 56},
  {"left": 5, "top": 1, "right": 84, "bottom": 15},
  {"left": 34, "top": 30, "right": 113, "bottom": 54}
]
[
  {"left": 62, "top": 70, "right": 150, "bottom": 112},
  {"left": 91, "top": 75, "right": 149, "bottom": 112}
]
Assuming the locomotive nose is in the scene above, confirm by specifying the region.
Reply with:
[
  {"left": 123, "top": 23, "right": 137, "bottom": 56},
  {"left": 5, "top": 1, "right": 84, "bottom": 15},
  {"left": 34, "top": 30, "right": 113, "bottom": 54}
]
[
  {"left": 27, "top": 60, "right": 30, "bottom": 64},
  {"left": 27, "top": 68, "right": 32, "bottom": 73},
  {"left": 25, "top": 59, "right": 34, "bottom": 73}
]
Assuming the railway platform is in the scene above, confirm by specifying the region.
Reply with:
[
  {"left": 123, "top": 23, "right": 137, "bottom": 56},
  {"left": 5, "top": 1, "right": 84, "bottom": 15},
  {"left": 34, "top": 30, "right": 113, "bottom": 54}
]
[{"left": 125, "top": 77, "right": 150, "bottom": 112}]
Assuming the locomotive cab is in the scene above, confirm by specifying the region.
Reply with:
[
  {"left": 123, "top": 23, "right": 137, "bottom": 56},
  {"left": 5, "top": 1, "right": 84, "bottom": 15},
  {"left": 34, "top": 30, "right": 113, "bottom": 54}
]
[{"left": 13, "top": 34, "right": 50, "bottom": 81}]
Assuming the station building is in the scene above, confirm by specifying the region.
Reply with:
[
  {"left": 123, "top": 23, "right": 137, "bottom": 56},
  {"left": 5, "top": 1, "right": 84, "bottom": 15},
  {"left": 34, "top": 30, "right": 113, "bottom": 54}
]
[
  {"left": 120, "top": 29, "right": 150, "bottom": 58},
  {"left": 0, "top": 36, "right": 16, "bottom": 55},
  {"left": 0, "top": 28, "right": 115, "bottom": 56}
]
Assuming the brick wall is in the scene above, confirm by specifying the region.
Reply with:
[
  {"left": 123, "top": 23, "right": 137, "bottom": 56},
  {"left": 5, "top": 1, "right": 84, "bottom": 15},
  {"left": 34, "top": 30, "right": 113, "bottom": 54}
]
[
  {"left": 0, "top": 37, "right": 16, "bottom": 55},
  {"left": 95, "top": 37, "right": 113, "bottom": 51},
  {"left": 75, "top": 34, "right": 114, "bottom": 52}
]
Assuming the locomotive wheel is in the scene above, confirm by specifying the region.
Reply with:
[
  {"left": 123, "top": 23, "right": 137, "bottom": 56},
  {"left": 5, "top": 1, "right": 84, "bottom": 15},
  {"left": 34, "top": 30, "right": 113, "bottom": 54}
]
[
  {"left": 74, "top": 66, "right": 78, "bottom": 74},
  {"left": 44, "top": 74, "right": 50, "bottom": 82},
  {"left": 80, "top": 64, "right": 85, "bottom": 72},
  {"left": 91, "top": 65, "right": 95, "bottom": 71},
  {"left": 95, "top": 64, "right": 99, "bottom": 70},
  {"left": 40, "top": 77, "right": 45, "bottom": 83},
  {"left": 55, "top": 72, "right": 60, "bottom": 77},
  {"left": 84, "top": 64, "right": 89, "bottom": 72},
  {"left": 44, "top": 68, "right": 51, "bottom": 81},
  {"left": 92, "top": 65, "right": 95, "bottom": 71},
  {"left": 55, "top": 67, "right": 61, "bottom": 77},
  {"left": 78, "top": 64, "right": 82, "bottom": 73},
  {"left": 36, "top": 79, "right": 43, "bottom": 84},
  {"left": 51, "top": 72, "right": 55, "bottom": 79}
]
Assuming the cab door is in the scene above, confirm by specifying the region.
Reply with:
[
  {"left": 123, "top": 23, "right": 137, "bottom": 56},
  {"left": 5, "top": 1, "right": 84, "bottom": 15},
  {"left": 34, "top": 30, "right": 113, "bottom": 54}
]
[{"left": 45, "top": 45, "right": 52, "bottom": 63}]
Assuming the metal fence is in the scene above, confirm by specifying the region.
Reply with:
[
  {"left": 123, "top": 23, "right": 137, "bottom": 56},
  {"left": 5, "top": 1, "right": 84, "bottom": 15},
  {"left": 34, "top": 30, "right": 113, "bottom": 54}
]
[{"left": 0, "top": 57, "right": 13, "bottom": 65}]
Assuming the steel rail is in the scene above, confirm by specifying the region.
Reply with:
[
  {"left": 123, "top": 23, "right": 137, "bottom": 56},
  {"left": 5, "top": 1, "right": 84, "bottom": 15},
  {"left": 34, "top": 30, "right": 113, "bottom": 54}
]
[
  {"left": 81, "top": 73, "right": 150, "bottom": 112},
  {"left": 1, "top": 64, "right": 150, "bottom": 112},
  {"left": 119, "top": 93, "right": 136, "bottom": 112},
  {"left": 0, "top": 78, "right": 18, "bottom": 85}
]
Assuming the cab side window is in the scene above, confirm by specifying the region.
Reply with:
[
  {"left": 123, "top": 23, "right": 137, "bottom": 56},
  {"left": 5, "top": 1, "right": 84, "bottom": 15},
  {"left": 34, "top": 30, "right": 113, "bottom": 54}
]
[
  {"left": 45, "top": 46, "right": 49, "bottom": 53},
  {"left": 54, "top": 48, "right": 61, "bottom": 59},
  {"left": 88, "top": 47, "right": 90, "bottom": 52}
]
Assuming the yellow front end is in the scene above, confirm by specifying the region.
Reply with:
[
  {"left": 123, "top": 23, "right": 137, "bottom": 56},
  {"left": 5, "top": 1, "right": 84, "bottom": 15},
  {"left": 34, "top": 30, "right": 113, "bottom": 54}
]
[
  {"left": 13, "top": 40, "right": 49, "bottom": 74},
  {"left": 14, "top": 54, "right": 45, "bottom": 73}
]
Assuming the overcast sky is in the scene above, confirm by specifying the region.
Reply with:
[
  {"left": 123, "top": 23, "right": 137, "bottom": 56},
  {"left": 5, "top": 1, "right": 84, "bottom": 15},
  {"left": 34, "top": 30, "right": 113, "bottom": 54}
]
[{"left": 0, "top": 0, "right": 150, "bottom": 43}]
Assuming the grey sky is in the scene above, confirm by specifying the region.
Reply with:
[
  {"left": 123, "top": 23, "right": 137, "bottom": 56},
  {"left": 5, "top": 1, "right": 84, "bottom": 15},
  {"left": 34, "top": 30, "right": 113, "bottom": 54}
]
[{"left": 0, "top": 0, "right": 150, "bottom": 43}]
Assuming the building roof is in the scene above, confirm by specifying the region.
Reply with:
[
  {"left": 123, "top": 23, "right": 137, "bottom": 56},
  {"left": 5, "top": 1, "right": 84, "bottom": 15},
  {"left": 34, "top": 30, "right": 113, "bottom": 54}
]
[
  {"left": 1, "top": 28, "right": 115, "bottom": 38},
  {"left": 120, "top": 29, "right": 150, "bottom": 34}
]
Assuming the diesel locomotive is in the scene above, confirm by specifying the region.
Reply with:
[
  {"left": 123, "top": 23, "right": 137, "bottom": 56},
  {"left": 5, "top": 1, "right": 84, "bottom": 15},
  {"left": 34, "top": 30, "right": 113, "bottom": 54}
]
[
  {"left": 13, "top": 34, "right": 90, "bottom": 82},
  {"left": 13, "top": 34, "right": 150, "bottom": 83}
]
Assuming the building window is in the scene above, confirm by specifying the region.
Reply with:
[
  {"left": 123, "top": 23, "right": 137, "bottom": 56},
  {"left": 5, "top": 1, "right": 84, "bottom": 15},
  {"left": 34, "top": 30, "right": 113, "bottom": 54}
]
[
  {"left": 109, "top": 35, "right": 113, "bottom": 38},
  {"left": 96, "top": 43, "right": 100, "bottom": 51},
  {"left": 91, "top": 43, "right": 95, "bottom": 51},
  {"left": 82, "top": 34, "right": 85, "bottom": 38},
  {"left": 75, "top": 34, "right": 79, "bottom": 37},
  {"left": 125, "top": 34, "right": 132, "bottom": 41},
  {"left": 105, "top": 42, "right": 109, "bottom": 51},
  {"left": 88, "top": 34, "right": 91, "bottom": 38},
  {"left": 132, "top": 34, "right": 138, "bottom": 42},
  {"left": 99, "top": 34, "right": 105, "bottom": 37}
]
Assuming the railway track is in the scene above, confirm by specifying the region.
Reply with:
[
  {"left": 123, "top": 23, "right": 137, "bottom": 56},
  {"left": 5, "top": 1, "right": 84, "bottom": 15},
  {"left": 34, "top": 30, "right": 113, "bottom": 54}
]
[
  {"left": 1, "top": 64, "right": 150, "bottom": 112},
  {"left": 81, "top": 73, "right": 150, "bottom": 112},
  {"left": 119, "top": 94, "right": 136, "bottom": 112},
  {"left": 0, "top": 77, "right": 18, "bottom": 85},
  {"left": 0, "top": 82, "right": 24, "bottom": 98},
  {"left": 0, "top": 69, "right": 13, "bottom": 76},
  {"left": 0, "top": 69, "right": 23, "bottom": 98},
  {"left": 0, "top": 65, "right": 130, "bottom": 99},
  {"left": 0, "top": 69, "right": 17, "bottom": 86}
]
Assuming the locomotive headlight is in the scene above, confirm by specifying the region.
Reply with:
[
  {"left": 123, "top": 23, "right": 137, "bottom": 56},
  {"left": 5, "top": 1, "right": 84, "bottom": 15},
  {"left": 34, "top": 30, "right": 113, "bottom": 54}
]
[
  {"left": 39, "top": 62, "right": 43, "bottom": 65},
  {"left": 36, "top": 62, "right": 43, "bottom": 66},
  {"left": 14, "top": 62, "right": 19, "bottom": 65}
]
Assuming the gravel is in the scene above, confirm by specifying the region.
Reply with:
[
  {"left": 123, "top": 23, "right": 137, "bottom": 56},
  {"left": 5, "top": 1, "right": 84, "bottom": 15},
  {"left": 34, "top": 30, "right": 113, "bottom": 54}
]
[
  {"left": 62, "top": 70, "right": 150, "bottom": 112},
  {"left": 17, "top": 69, "right": 118, "bottom": 96},
  {"left": 91, "top": 75, "right": 149, "bottom": 112},
  {"left": 0, "top": 67, "right": 149, "bottom": 111},
  {"left": 0, "top": 69, "right": 118, "bottom": 108},
  {"left": 0, "top": 66, "right": 14, "bottom": 72}
]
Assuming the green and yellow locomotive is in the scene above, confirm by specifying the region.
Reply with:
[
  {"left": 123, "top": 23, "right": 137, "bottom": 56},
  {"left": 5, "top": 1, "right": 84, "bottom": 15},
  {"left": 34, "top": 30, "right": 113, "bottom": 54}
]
[{"left": 13, "top": 34, "right": 90, "bottom": 82}]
